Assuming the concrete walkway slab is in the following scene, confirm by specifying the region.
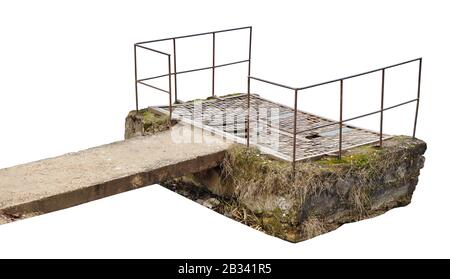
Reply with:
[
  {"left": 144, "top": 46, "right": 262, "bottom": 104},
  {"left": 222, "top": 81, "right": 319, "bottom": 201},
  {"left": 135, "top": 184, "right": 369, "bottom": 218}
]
[{"left": 0, "top": 124, "right": 230, "bottom": 224}]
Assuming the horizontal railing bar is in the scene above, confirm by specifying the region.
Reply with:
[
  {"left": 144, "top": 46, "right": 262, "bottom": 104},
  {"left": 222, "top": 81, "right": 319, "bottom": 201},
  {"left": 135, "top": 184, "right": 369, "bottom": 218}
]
[
  {"left": 215, "top": 59, "right": 249, "bottom": 69},
  {"left": 213, "top": 26, "right": 251, "bottom": 34},
  {"left": 343, "top": 98, "right": 418, "bottom": 122},
  {"left": 296, "top": 98, "right": 418, "bottom": 134},
  {"left": 176, "top": 59, "right": 248, "bottom": 75},
  {"left": 136, "top": 26, "right": 252, "bottom": 45},
  {"left": 138, "top": 73, "right": 172, "bottom": 82},
  {"left": 173, "top": 65, "right": 211, "bottom": 75},
  {"left": 138, "top": 59, "right": 250, "bottom": 82},
  {"left": 135, "top": 44, "right": 170, "bottom": 56},
  {"left": 297, "top": 58, "right": 422, "bottom": 90},
  {"left": 136, "top": 81, "right": 170, "bottom": 94},
  {"left": 249, "top": 76, "right": 297, "bottom": 90}
]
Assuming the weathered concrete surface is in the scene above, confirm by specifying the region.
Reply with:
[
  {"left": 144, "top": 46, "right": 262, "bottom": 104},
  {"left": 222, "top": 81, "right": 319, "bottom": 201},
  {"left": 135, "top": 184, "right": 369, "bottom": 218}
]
[{"left": 0, "top": 124, "right": 230, "bottom": 224}]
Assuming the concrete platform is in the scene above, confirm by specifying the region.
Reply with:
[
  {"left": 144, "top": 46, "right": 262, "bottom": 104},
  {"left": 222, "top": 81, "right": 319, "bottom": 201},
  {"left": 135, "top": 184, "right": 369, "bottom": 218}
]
[{"left": 0, "top": 124, "right": 230, "bottom": 224}]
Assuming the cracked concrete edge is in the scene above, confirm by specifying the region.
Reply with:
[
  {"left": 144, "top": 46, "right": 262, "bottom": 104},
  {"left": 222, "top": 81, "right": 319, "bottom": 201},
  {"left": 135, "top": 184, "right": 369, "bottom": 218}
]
[{"left": 0, "top": 150, "right": 227, "bottom": 225}]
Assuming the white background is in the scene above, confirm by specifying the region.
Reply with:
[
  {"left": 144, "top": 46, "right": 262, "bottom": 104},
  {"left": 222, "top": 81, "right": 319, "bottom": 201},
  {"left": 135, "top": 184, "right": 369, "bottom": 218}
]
[{"left": 0, "top": 0, "right": 448, "bottom": 258}]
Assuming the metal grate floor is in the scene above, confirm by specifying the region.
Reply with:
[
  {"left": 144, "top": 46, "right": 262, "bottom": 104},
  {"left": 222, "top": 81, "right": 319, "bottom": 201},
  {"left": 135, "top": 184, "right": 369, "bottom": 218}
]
[{"left": 155, "top": 94, "right": 386, "bottom": 161}]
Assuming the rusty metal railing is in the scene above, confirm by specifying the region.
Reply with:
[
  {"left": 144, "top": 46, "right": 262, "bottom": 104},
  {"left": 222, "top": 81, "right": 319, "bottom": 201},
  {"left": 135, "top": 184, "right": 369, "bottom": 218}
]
[
  {"left": 134, "top": 26, "right": 253, "bottom": 125},
  {"left": 134, "top": 27, "right": 423, "bottom": 172},
  {"left": 247, "top": 57, "right": 423, "bottom": 171}
]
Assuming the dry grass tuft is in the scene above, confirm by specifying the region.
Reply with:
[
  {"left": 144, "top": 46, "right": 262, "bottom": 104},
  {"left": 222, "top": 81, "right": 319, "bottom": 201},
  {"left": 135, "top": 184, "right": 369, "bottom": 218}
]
[
  {"left": 349, "top": 186, "right": 371, "bottom": 217},
  {"left": 221, "top": 145, "right": 292, "bottom": 196},
  {"left": 220, "top": 198, "right": 264, "bottom": 231},
  {"left": 221, "top": 144, "right": 347, "bottom": 208},
  {"left": 300, "top": 216, "right": 328, "bottom": 239}
]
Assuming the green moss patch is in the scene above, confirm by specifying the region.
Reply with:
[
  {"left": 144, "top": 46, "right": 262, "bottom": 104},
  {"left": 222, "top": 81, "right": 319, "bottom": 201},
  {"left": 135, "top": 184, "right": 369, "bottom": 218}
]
[
  {"left": 136, "top": 108, "right": 174, "bottom": 134},
  {"left": 141, "top": 110, "right": 169, "bottom": 132},
  {"left": 316, "top": 145, "right": 380, "bottom": 168}
]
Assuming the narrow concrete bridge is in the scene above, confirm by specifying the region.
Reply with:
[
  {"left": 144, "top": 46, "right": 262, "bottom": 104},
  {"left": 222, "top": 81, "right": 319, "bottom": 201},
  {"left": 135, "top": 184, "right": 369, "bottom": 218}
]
[{"left": 0, "top": 124, "right": 230, "bottom": 224}]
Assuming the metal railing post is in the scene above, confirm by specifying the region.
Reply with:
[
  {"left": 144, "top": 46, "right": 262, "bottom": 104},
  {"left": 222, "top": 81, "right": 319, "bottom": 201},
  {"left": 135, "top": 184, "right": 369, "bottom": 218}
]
[
  {"left": 172, "top": 38, "right": 178, "bottom": 102},
  {"left": 380, "top": 69, "right": 385, "bottom": 147},
  {"left": 293, "top": 89, "right": 298, "bottom": 172},
  {"left": 338, "top": 79, "right": 343, "bottom": 159},
  {"left": 246, "top": 76, "right": 251, "bottom": 147},
  {"left": 247, "top": 27, "right": 252, "bottom": 88},
  {"left": 246, "top": 28, "right": 252, "bottom": 148},
  {"left": 134, "top": 44, "right": 138, "bottom": 112},
  {"left": 413, "top": 58, "right": 422, "bottom": 138},
  {"left": 168, "top": 55, "right": 172, "bottom": 126},
  {"left": 212, "top": 32, "right": 216, "bottom": 97}
]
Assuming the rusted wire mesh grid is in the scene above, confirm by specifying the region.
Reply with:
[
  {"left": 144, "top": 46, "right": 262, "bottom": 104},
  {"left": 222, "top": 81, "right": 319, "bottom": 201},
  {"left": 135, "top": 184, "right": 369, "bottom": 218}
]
[{"left": 161, "top": 94, "right": 382, "bottom": 161}]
